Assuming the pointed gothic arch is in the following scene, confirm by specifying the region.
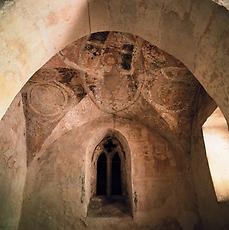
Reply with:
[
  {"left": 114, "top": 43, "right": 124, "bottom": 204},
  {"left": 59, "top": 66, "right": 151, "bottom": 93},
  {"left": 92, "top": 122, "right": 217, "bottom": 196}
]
[{"left": 87, "top": 129, "right": 133, "bottom": 216}]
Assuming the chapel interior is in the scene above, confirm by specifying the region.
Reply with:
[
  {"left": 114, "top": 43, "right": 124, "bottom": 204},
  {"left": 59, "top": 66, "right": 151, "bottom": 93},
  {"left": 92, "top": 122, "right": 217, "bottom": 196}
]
[{"left": 0, "top": 1, "right": 229, "bottom": 230}]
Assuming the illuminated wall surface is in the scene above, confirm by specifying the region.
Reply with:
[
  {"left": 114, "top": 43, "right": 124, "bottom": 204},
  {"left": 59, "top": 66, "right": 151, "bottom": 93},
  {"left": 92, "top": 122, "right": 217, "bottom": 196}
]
[{"left": 203, "top": 108, "right": 229, "bottom": 202}]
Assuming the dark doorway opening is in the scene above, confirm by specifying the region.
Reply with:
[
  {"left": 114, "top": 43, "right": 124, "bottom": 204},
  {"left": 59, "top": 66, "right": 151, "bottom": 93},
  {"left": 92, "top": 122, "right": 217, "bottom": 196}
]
[
  {"left": 96, "top": 152, "right": 107, "bottom": 195},
  {"left": 112, "top": 153, "right": 122, "bottom": 195}
]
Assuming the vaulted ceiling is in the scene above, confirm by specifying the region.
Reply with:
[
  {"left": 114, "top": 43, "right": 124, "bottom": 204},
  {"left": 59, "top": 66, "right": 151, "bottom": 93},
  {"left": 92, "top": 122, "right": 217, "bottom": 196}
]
[{"left": 21, "top": 31, "right": 209, "bottom": 163}]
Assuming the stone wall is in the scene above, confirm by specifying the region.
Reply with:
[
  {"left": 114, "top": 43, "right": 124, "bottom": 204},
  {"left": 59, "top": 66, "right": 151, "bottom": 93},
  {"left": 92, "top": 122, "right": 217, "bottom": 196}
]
[
  {"left": 18, "top": 100, "right": 200, "bottom": 229},
  {"left": 191, "top": 105, "right": 229, "bottom": 230},
  {"left": 0, "top": 15, "right": 228, "bottom": 228},
  {"left": 0, "top": 0, "right": 229, "bottom": 123},
  {"left": 0, "top": 94, "right": 27, "bottom": 230}
]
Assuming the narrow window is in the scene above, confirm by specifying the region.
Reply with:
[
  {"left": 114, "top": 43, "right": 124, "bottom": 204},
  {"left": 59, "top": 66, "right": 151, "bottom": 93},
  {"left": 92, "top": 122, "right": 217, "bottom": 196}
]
[
  {"left": 96, "top": 152, "right": 107, "bottom": 195},
  {"left": 112, "top": 153, "right": 122, "bottom": 195},
  {"left": 96, "top": 138, "right": 124, "bottom": 197},
  {"left": 89, "top": 134, "right": 132, "bottom": 217}
]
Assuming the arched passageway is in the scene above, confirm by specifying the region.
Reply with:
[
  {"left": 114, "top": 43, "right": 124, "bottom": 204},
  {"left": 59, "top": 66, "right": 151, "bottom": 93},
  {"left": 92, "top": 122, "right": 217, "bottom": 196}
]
[
  {"left": 0, "top": 0, "right": 229, "bottom": 122},
  {"left": 1, "top": 29, "right": 228, "bottom": 229},
  {"left": 0, "top": 1, "right": 229, "bottom": 228}
]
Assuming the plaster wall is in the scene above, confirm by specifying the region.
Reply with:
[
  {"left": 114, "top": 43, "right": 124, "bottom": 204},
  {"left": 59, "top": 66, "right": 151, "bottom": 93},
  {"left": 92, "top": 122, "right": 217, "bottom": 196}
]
[
  {"left": 0, "top": 94, "right": 27, "bottom": 230},
  {"left": 191, "top": 116, "right": 229, "bottom": 230},
  {"left": 19, "top": 112, "right": 200, "bottom": 230},
  {"left": 0, "top": 0, "right": 229, "bottom": 123},
  {"left": 212, "top": 0, "right": 229, "bottom": 10}
]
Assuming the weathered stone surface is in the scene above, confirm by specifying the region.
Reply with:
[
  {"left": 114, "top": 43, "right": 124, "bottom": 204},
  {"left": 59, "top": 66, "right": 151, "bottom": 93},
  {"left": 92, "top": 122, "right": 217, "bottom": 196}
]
[
  {"left": 0, "top": 94, "right": 27, "bottom": 230},
  {"left": 212, "top": 0, "right": 229, "bottom": 10},
  {"left": 19, "top": 117, "right": 198, "bottom": 230},
  {"left": 0, "top": 0, "right": 229, "bottom": 123},
  {"left": 0, "top": 1, "right": 228, "bottom": 228},
  {"left": 3, "top": 31, "right": 227, "bottom": 230},
  {"left": 21, "top": 68, "right": 86, "bottom": 163},
  {"left": 15, "top": 32, "right": 202, "bottom": 166},
  {"left": 191, "top": 121, "right": 229, "bottom": 230}
]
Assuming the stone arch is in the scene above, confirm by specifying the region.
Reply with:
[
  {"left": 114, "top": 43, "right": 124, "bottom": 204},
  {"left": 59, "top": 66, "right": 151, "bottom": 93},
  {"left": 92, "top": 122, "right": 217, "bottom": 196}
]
[
  {"left": 94, "top": 138, "right": 125, "bottom": 196},
  {"left": 0, "top": 0, "right": 229, "bottom": 122},
  {"left": 86, "top": 128, "right": 133, "bottom": 213}
]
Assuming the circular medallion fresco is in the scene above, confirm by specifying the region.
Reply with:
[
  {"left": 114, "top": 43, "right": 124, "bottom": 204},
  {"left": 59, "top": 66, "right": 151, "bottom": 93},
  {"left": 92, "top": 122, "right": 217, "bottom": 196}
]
[
  {"left": 26, "top": 68, "right": 77, "bottom": 121},
  {"left": 142, "top": 67, "right": 197, "bottom": 111},
  {"left": 59, "top": 32, "right": 199, "bottom": 114},
  {"left": 27, "top": 81, "right": 70, "bottom": 118}
]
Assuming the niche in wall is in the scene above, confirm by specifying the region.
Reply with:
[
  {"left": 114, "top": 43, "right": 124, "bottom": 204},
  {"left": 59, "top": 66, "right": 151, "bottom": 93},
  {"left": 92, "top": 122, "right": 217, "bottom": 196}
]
[{"left": 88, "top": 133, "right": 132, "bottom": 217}]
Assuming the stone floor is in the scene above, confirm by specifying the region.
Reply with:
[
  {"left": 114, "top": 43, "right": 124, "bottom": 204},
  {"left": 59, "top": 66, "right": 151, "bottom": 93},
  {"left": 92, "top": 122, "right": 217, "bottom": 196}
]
[{"left": 87, "top": 196, "right": 131, "bottom": 217}]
